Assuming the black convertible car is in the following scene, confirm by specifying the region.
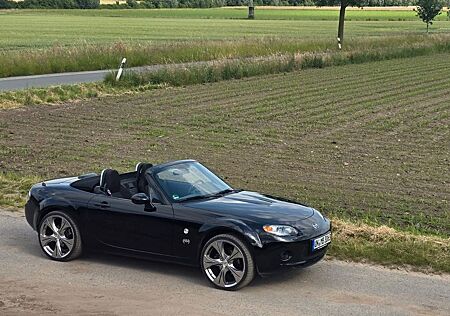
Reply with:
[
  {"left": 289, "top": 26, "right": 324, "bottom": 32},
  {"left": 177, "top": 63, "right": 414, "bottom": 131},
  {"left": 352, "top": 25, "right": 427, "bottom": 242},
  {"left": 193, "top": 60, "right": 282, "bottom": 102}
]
[{"left": 26, "top": 159, "right": 331, "bottom": 290}]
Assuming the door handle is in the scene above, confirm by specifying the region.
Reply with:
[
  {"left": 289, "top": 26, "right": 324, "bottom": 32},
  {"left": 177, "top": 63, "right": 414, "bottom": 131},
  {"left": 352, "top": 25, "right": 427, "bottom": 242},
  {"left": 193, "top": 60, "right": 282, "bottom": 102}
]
[{"left": 93, "top": 201, "right": 110, "bottom": 209}]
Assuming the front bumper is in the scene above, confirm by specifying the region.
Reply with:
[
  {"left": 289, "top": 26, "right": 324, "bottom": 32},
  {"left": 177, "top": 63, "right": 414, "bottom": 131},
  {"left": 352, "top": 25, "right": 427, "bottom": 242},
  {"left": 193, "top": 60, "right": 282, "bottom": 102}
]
[
  {"left": 254, "top": 232, "right": 330, "bottom": 276},
  {"left": 25, "top": 197, "right": 39, "bottom": 230}
]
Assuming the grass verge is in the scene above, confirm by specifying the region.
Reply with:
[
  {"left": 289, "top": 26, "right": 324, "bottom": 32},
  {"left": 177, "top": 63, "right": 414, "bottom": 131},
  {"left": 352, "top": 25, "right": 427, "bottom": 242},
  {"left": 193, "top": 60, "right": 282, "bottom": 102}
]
[
  {"left": 0, "top": 173, "right": 40, "bottom": 211},
  {"left": 107, "top": 35, "right": 450, "bottom": 88},
  {"left": 0, "top": 82, "right": 162, "bottom": 109},
  {"left": 330, "top": 219, "right": 450, "bottom": 273},
  {"left": 2, "top": 34, "right": 450, "bottom": 78}
]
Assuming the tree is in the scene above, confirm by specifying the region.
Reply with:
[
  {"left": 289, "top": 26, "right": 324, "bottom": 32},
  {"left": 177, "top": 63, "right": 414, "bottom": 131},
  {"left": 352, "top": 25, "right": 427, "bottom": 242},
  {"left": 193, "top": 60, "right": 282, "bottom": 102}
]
[
  {"left": 315, "top": 0, "right": 368, "bottom": 47},
  {"left": 415, "top": 0, "right": 444, "bottom": 32},
  {"left": 448, "top": 2, "right": 450, "bottom": 21},
  {"left": 248, "top": 0, "right": 255, "bottom": 19},
  {"left": 0, "top": 0, "right": 16, "bottom": 8},
  {"left": 75, "top": 0, "right": 99, "bottom": 8},
  {"left": 126, "top": 0, "right": 139, "bottom": 7}
]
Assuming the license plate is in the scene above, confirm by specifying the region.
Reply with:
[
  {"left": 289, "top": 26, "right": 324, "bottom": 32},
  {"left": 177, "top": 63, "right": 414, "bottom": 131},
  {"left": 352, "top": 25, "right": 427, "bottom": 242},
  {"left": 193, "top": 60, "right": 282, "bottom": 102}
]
[{"left": 312, "top": 232, "right": 331, "bottom": 251}]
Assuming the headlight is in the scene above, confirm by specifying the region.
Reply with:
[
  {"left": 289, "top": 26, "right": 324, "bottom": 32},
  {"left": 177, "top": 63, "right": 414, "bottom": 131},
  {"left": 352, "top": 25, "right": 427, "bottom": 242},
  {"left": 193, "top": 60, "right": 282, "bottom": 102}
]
[{"left": 263, "top": 225, "right": 298, "bottom": 236}]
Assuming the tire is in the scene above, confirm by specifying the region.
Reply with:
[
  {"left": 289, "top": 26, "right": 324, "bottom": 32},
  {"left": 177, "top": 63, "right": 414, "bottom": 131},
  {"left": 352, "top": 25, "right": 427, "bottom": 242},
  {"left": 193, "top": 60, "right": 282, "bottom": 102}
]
[
  {"left": 200, "top": 233, "right": 255, "bottom": 291},
  {"left": 38, "top": 210, "right": 83, "bottom": 262}
]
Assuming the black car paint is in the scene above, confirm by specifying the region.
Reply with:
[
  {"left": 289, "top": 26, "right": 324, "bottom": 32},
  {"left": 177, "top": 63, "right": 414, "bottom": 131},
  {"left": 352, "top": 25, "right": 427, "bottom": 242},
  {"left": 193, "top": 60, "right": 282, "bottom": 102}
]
[{"left": 25, "top": 160, "right": 331, "bottom": 274}]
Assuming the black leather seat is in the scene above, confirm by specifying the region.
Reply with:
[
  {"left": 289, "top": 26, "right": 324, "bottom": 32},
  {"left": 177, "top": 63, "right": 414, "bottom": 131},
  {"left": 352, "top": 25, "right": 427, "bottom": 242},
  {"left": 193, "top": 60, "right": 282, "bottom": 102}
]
[
  {"left": 98, "top": 169, "right": 132, "bottom": 199},
  {"left": 135, "top": 162, "right": 153, "bottom": 194}
]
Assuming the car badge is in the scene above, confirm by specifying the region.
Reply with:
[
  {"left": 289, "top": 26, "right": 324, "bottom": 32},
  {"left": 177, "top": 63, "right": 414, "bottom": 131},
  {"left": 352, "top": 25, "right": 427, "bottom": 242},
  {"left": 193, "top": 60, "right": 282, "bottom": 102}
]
[
  {"left": 312, "top": 223, "right": 319, "bottom": 230},
  {"left": 183, "top": 228, "right": 189, "bottom": 235},
  {"left": 182, "top": 238, "right": 190, "bottom": 245}
]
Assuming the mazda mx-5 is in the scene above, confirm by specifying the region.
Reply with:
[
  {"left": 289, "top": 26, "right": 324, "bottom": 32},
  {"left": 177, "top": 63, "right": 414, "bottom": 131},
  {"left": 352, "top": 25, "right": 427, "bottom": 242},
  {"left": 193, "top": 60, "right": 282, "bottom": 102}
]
[{"left": 26, "top": 159, "right": 331, "bottom": 290}]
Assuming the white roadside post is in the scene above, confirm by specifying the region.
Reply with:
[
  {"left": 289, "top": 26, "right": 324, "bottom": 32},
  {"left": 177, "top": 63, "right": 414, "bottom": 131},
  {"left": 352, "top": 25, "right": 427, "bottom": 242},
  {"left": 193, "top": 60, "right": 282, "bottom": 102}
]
[{"left": 115, "top": 57, "right": 127, "bottom": 81}]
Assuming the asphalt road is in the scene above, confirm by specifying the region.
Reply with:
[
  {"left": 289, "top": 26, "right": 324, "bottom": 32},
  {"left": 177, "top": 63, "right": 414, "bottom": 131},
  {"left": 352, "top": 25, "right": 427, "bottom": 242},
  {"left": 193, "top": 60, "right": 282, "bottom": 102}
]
[
  {"left": 0, "top": 70, "right": 109, "bottom": 91},
  {"left": 0, "top": 61, "right": 209, "bottom": 91},
  {"left": 0, "top": 63, "right": 193, "bottom": 91},
  {"left": 0, "top": 211, "right": 449, "bottom": 316}
]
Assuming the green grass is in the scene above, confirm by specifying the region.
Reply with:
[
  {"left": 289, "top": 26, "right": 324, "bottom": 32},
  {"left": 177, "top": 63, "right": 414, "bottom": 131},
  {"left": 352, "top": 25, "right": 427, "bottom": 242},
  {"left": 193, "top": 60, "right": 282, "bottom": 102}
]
[
  {"left": 104, "top": 36, "right": 450, "bottom": 88},
  {"left": 330, "top": 219, "right": 450, "bottom": 273},
  {"left": 0, "top": 82, "right": 162, "bottom": 109},
  {"left": 3, "top": 35, "right": 450, "bottom": 78},
  {"left": 0, "top": 173, "right": 40, "bottom": 211},
  {"left": 4, "top": 8, "right": 450, "bottom": 22},
  {"left": 2, "top": 9, "right": 450, "bottom": 50}
]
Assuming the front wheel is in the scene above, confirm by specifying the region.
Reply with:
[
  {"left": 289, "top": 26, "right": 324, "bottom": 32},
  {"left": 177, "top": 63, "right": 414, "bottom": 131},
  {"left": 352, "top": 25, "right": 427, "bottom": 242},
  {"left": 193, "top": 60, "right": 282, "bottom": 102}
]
[
  {"left": 38, "top": 210, "right": 83, "bottom": 261},
  {"left": 200, "top": 234, "right": 255, "bottom": 290}
]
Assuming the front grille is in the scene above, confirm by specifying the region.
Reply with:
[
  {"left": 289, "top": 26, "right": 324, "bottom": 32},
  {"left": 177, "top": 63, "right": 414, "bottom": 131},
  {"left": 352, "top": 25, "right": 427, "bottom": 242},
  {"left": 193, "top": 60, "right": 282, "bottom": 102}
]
[{"left": 255, "top": 238, "right": 330, "bottom": 274}]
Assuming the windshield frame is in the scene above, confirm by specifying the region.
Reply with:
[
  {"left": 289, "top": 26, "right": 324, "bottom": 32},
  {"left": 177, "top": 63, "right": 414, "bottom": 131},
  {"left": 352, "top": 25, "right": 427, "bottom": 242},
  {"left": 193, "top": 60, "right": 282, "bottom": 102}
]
[{"left": 151, "top": 160, "right": 232, "bottom": 203}]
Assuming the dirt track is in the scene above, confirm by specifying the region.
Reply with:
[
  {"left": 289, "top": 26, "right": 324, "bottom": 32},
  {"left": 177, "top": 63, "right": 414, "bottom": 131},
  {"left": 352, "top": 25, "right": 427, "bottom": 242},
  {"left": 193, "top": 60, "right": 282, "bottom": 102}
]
[{"left": 1, "top": 211, "right": 449, "bottom": 316}]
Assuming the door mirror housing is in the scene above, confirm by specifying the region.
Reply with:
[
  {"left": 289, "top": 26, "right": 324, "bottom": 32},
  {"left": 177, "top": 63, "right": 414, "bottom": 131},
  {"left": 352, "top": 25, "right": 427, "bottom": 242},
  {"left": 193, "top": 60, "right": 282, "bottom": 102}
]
[
  {"left": 131, "top": 193, "right": 150, "bottom": 205},
  {"left": 131, "top": 193, "right": 157, "bottom": 212}
]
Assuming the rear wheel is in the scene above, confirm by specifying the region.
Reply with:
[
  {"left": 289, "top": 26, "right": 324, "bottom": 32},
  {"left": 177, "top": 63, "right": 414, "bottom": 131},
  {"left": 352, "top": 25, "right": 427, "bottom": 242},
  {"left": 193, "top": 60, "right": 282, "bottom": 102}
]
[
  {"left": 38, "top": 210, "right": 83, "bottom": 261},
  {"left": 200, "top": 234, "right": 255, "bottom": 290}
]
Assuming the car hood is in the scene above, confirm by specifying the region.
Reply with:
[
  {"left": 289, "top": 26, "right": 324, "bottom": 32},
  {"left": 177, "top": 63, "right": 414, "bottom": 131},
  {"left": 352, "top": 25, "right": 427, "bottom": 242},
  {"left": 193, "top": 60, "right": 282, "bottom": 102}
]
[{"left": 183, "top": 191, "right": 315, "bottom": 223}]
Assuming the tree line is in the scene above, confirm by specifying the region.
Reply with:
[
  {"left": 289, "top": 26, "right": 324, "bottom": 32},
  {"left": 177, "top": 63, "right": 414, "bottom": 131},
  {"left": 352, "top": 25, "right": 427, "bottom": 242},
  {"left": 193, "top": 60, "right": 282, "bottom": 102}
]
[
  {"left": 0, "top": 0, "right": 99, "bottom": 8},
  {"left": 0, "top": 0, "right": 421, "bottom": 9}
]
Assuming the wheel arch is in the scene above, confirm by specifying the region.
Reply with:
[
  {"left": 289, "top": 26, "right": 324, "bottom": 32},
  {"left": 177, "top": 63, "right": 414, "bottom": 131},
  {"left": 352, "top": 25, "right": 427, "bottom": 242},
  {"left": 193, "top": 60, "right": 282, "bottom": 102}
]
[
  {"left": 36, "top": 198, "right": 79, "bottom": 229},
  {"left": 196, "top": 219, "right": 262, "bottom": 261}
]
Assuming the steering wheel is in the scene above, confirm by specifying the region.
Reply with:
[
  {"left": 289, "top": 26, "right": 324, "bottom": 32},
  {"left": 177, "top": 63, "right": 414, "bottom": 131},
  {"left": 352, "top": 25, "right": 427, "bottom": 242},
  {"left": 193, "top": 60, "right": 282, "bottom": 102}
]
[{"left": 187, "top": 180, "right": 204, "bottom": 196}]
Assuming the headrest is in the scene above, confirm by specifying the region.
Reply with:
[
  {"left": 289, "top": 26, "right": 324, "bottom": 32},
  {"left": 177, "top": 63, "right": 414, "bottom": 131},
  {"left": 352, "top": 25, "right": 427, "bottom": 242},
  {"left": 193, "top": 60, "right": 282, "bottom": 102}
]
[
  {"left": 100, "top": 169, "right": 121, "bottom": 195},
  {"left": 136, "top": 162, "right": 153, "bottom": 193},
  {"left": 136, "top": 162, "right": 153, "bottom": 177}
]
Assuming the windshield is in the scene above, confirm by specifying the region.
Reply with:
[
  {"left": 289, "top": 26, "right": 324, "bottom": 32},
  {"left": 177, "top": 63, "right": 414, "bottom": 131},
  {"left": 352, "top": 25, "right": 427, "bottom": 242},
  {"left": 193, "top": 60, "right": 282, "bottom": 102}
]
[{"left": 154, "top": 162, "right": 232, "bottom": 202}]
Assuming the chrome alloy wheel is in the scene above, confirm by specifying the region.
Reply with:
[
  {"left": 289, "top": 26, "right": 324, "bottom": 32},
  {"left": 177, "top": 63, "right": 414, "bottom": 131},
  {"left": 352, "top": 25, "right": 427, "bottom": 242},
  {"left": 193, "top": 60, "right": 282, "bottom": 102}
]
[
  {"left": 39, "top": 215, "right": 75, "bottom": 259},
  {"left": 203, "top": 239, "right": 246, "bottom": 288}
]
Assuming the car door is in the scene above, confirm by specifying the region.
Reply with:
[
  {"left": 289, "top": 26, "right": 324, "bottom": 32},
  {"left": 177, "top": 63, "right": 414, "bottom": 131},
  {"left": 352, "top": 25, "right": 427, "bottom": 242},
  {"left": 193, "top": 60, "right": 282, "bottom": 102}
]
[
  {"left": 171, "top": 203, "right": 208, "bottom": 264},
  {"left": 87, "top": 194, "right": 174, "bottom": 256}
]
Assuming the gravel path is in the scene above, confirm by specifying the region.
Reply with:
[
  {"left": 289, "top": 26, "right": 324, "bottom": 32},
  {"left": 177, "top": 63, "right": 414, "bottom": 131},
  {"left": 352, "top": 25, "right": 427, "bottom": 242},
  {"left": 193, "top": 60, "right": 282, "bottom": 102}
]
[{"left": 0, "top": 211, "right": 449, "bottom": 316}]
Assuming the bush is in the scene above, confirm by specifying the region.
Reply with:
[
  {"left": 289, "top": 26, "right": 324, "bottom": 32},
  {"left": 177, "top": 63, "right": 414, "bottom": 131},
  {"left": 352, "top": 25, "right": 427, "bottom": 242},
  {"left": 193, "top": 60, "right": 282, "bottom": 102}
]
[
  {"left": 99, "top": 3, "right": 128, "bottom": 8},
  {"left": 0, "top": 0, "right": 16, "bottom": 9},
  {"left": 15, "top": 0, "right": 99, "bottom": 8},
  {"left": 19, "top": 0, "right": 77, "bottom": 9},
  {"left": 126, "top": 0, "right": 139, "bottom": 8},
  {"left": 75, "top": 0, "right": 100, "bottom": 8},
  {"left": 140, "top": 0, "right": 225, "bottom": 8},
  {"left": 142, "top": 0, "right": 179, "bottom": 8}
]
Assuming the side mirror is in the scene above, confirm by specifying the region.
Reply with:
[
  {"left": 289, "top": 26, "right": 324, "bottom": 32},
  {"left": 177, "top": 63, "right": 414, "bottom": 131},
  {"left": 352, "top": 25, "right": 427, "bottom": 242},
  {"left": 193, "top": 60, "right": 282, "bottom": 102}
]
[{"left": 131, "top": 193, "right": 150, "bottom": 205}]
